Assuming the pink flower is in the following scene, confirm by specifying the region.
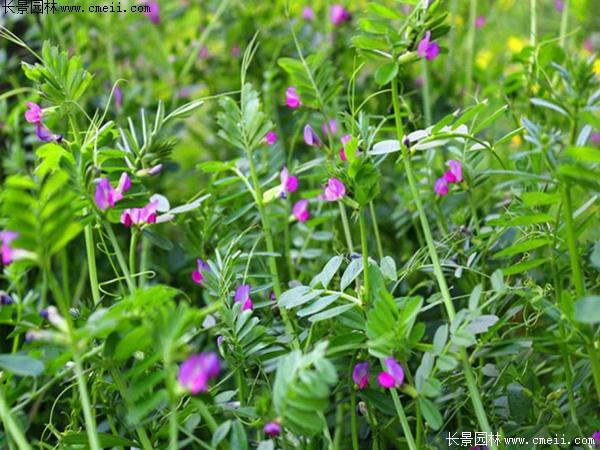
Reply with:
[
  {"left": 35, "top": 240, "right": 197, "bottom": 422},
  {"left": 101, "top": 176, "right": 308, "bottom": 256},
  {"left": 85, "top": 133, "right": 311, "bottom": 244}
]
[
  {"left": 121, "top": 201, "right": 158, "bottom": 227},
  {"left": 434, "top": 178, "right": 448, "bottom": 196},
  {"left": 285, "top": 87, "right": 301, "bottom": 109},
  {"left": 475, "top": 15, "right": 486, "bottom": 28},
  {"left": 293, "top": 199, "right": 310, "bottom": 222},
  {"left": 443, "top": 160, "right": 463, "bottom": 183},
  {"left": 25, "top": 102, "right": 42, "bottom": 124},
  {"left": 144, "top": 1, "right": 160, "bottom": 24},
  {"left": 591, "top": 132, "right": 600, "bottom": 145},
  {"left": 192, "top": 259, "right": 210, "bottom": 285},
  {"left": 378, "top": 357, "right": 404, "bottom": 389},
  {"left": 148, "top": 164, "right": 163, "bottom": 175},
  {"left": 35, "top": 123, "right": 61, "bottom": 143},
  {"left": 323, "top": 178, "right": 346, "bottom": 201},
  {"left": 264, "top": 421, "right": 282, "bottom": 437},
  {"left": 0, "top": 231, "right": 19, "bottom": 266},
  {"left": 114, "top": 86, "right": 123, "bottom": 109},
  {"left": 339, "top": 134, "right": 352, "bottom": 161},
  {"left": 302, "top": 6, "right": 315, "bottom": 20},
  {"left": 265, "top": 131, "right": 278, "bottom": 146},
  {"left": 234, "top": 284, "right": 253, "bottom": 311},
  {"left": 231, "top": 44, "right": 241, "bottom": 57},
  {"left": 304, "top": 124, "right": 322, "bottom": 147},
  {"left": 322, "top": 119, "right": 337, "bottom": 137},
  {"left": 94, "top": 173, "right": 131, "bottom": 211},
  {"left": 417, "top": 31, "right": 440, "bottom": 61},
  {"left": 331, "top": 4, "right": 350, "bottom": 25},
  {"left": 555, "top": 0, "right": 564, "bottom": 12},
  {"left": 352, "top": 361, "right": 370, "bottom": 389},
  {"left": 199, "top": 46, "right": 209, "bottom": 59},
  {"left": 178, "top": 352, "right": 220, "bottom": 394},
  {"left": 584, "top": 39, "right": 594, "bottom": 53},
  {"left": 592, "top": 431, "right": 600, "bottom": 446},
  {"left": 280, "top": 167, "right": 299, "bottom": 197}
]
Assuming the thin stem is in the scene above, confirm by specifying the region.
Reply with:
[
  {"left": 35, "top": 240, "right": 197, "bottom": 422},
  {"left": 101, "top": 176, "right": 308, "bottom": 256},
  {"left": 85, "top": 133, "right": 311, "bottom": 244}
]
[
  {"left": 71, "top": 347, "right": 101, "bottom": 450},
  {"left": 129, "top": 229, "right": 139, "bottom": 289},
  {"left": 104, "top": 223, "right": 136, "bottom": 294},
  {"left": 338, "top": 204, "right": 354, "bottom": 252},
  {"left": 0, "top": 389, "right": 33, "bottom": 450},
  {"left": 350, "top": 391, "right": 359, "bottom": 450},
  {"left": 561, "top": 185, "right": 585, "bottom": 299},
  {"left": 369, "top": 202, "right": 384, "bottom": 260},
  {"left": 84, "top": 224, "right": 101, "bottom": 305},
  {"left": 558, "top": 0, "right": 569, "bottom": 48},
  {"left": 465, "top": 0, "right": 477, "bottom": 95},
  {"left": 390, "top": 389, "right": 417, "bottom": 450},
  {"left": 359, "top": 211, "right": 370, "bottom": 303}
]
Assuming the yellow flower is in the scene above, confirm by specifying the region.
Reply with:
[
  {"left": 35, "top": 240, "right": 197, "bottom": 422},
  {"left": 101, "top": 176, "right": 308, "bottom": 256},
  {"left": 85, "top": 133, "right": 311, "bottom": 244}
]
[
  {"left": 507, "top": 36, "right": 526, "bottom": 53},
  {"left": 531, "top": 83, "right": 540, "bottom": 95},
  {"left": 452, "top": 14, "right": 464, "bottom": 27},
  {"left": 476, "top": 50, "right": 493, "bottom": 70},
  {"left": 511, "top": 135, "right": 522, "bottom": 149},
  {"left": 594, "top": 58, "right": 600, "bottom": 77}
]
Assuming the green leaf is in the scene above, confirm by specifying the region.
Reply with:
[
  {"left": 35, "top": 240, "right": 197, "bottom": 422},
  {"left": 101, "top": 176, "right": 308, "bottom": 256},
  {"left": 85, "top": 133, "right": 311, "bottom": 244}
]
[
  {"left": 502, "top": 258, "right": 546, "bottom": 275},
  {"left": 311, "top": 256, "right": 343, "bottom": 289},
  {"left": 230, "top": 420, "right": 248, "bottom": 450},
  {"left": 380, "top": 256, "right": 397, "bottom": 281},
  {"left": 432, "top": 325, "right": 448, "bottom": 355},
  {"left": 574, "top": 296, "right": 600, "bottom": 324},
  {"left": 0, "top": 354, "right": 44, "bottom": 376},
  {"left": 494, "top": 238, "right": 550, "bottom": 258},
  {"left": 212, "top": 420, "right": 232, "bottom": 447},
  {"left": 341, "top": 259, "right": 363, "bottom": 291},
  {"left": 62, "top": 433, "right": 137, "bottom": 447},
  {"left": 374, "top": 62, "right": 398, "bottom": 86},
  {"left": 418, "top": 398, "right": 443, "bottom": 430}
]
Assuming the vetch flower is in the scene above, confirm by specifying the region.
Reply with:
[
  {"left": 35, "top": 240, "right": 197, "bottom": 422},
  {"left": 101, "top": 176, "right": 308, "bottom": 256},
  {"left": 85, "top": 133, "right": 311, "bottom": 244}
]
[
  {"left": 475, "top": 15, "right": 486, "bottom": 28},
  {"left": 303, "top": 124, "right": 322, "bottom": 147},
  {"left": 443, "top": 160, "right": 463, "bottom": 184},
  {"left": 293, "top": 199, "right": 310, "bottom": 222},
  {"left": 121, "top": 201, "right": 159, "bottom": 227},
  {"left": 323, "top": 178, "right": 346, "bottom": 201},
  {"left": 230, "top": 44, "right": 241, "bottom": 57},
  {"left": 592, "top": 430, "right": 600, "bottom": 446},
  {"left": 178, "top": 352, "right": 221, "bottom": 394},
  {"left": 434, "top": 178, "right": 449, "bottom": 196},
  {"left": 417, "top": 31, "right": 440, "bottom": 61},
  {"left": 339, "top": 134, "right": 352, "bottom": 161},
  {"left": 144, "top": 1, "right": 160, "bottom": 24},
  {"left": 0, "top": 231, "right": 18, "bottom": 266},
  {"left": 331, "top": 4, "right": 350, "bottom": 25},
  {"left": 378, "top": 357, "right": 404, "bottom": 388},
  {"left": 0, "top": 292, "right": 13, "bottom": 306},
  {"left": 352, "top": 361, "right": 370, "bottom": 389},
  {"left": 265, "top": 131, "right": 278, "bottom": 146},
  {"left": 94, "top": 173, "right": 131, "bottom": 211},
  {"left": 322, "top": 119, "right": 337, "bottom": 137},
  {"left": 35, "top": 122, "right": 61, "bottom": 143},
  {"left": 554, "top": 0, "right": 564, "bottom": 12},
  {"left": 192, "top": 259, "right": 210, "bottom": 285},
  {"left": 234, "top": 284, "right": 253, "bottom": 311},
  {"left": 148, "top": 164, "right": 163, "bottom": 175},
  {"left": 264, "top": 421, "right": 282, "bottom": 437},
  {"left": 114, "top": 86, "right": 123, "bottom": 110},
  {"left": 591, "top": 131, "right": 600, "bottom": 145},
  {"left": 285, "top": 87, "right": 301, "bottom": 109},
  {"left": 279, "top": 167, "right": 298, "bottom": 198},
  {"left": 25, "top": 102, "right": 43, "bottom": 124},
  {"left": 302, "top": 6, "right": 315, "bottom": 20}
]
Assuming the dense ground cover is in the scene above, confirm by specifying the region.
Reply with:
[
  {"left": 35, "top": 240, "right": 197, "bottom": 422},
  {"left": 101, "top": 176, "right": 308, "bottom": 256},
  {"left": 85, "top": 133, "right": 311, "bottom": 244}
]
[{"left": 0, "top": 0, "right": 599, "bottom": 449}]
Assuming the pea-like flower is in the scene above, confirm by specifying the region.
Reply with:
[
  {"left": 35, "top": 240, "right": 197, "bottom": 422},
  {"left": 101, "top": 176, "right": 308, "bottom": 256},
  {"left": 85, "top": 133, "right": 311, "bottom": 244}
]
[
  {"left": 331, "top": 5, "right": 351, "bottom": 25},
  {"left": 264, "top": 421, "right": 282, "bottom": 437},
  {"left": 304, "top": 124, "right": 322, "bottom": 147},
  {"left": 94, "top": 172, "right": 132, "bottom": 211},
  {"left": 285, "top": 87, "right": 301, "bottom": 109},
  {"left": 177, "top": 352, "right": 221, "bottom": 394},
  {"left": 443, "top": 160, "right": 463, "bottom": 184},
  {"left": 322, "top": 119, "right": 337, "bottom": 137},
  {"left": 192, "top": 259, "right": 210, "bottom": 285},
  {"left": 279, "top": 167, "right": 299, "bottom": 198},
  {"left": 339, "top": 134, "right": 352, "bottom": 161},
  {"left": 25, "top": 102, "right": 43, "bottom": 124},
  {"left": 417, "top": 31, "right": 440, "bottom": 61},
  {"left": 0, "top": 231, "right": 19, "bottom": 266},
  {"left": 434, "top": 178, "right": 449, "bottom": 196},
  {"left": 378, "top": 357, "right": 404, "bottom": 389},
  {"left": 121, "top": 201, "right": 158, "bottom": 227},
  {"left": 592, "top": 431, "right": 600, "bottom": 446},
  {"left": 143, "top": 1, "right": 160, "bottom": 24},
  {"left": 352, "top": 361, "right": 370, "bottom": 389},
  {"left": 234, "top": 284, "right": 253, "bottom": 311},
  {"left": 475, "top": 15, "right": 486, "bottom": 28},
  {"left": 302, "top": 6, "right": 314, "bottom": 20},
  {"left": 293, "top": 199, "right": 310, "bottom": 222},
  {"left": 323, "top": 178, "right": 346, "bottom": 201},
  {"left": 265, "top": 131, "right": 278, "bottom": 146}
]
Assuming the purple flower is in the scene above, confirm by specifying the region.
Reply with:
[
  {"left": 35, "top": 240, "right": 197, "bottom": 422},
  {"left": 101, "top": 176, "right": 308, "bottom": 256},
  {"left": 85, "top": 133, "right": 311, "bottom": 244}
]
[
  {"left": 114, "top": 86, "right": 123, "bottom": 110},
  {"left": 434, "top": 178, "right": 448, "bottom": 196},
  {"left": 443, "top": 160, "right": 463, "bottom": 183},
  {"left": 94, "top": 173, "right": 131, "bottom": 211},
  {"left": 148, "top": 164, "right": 163, "bottom": 175},
  {"left": 591, "top": 131, "right": 600, "bottom": 145},
  {"left": 264, "top": 421, "right": 282, "bottom": 437},
  {"left": 322, "top": 119, "right": 338, "bottom": 137},
  {"left": 265, "top": 131, "right": 278, "bottom": 146},
  {"left": 475, "top": 15, "right": 486, "bottom": 28},
  {"left": 285, "top": 87, "right": 301, "bottom": 109},
  {"left": 584, "top": 39, "right": 594, "bottom": 53},
  {"left": 592, "top": 430, "right": 600, "bottom": 446},
  {"left": 378, "top": 357, "right": 404, "bottom": 389},
  {"left": 178, "top": 352, "right": 221, "bottom": 394},
  {"left": 352, "top": 361, "right": 370, "bottom": 389},
  {"left": 417, "top": 31, "right": 440, "bottom": 61},
  {"left": 121, "top": 201, "right": 158, "bottom": 227},
  {"left": 199, "top": 46, "right": 209, "bottom": 59},
  {"left": 331, "top": 4, "right": 350, "bottom": 25},
  {"left": 234, "top": 284, "right": 253, "bottom": 311},
  {"left": 280, "top": 167, "right": 299, "bottom": 197},
  {"left": 339, "top": 134, "right": 352, "bottom": 161},
  {"left": 304, "top": 124, "right": 322, "bottom": 147},
  {"left": 555, "top": 0, "right": 564, "bottom": 12},
  {"left": 302, "top": 6, "right": 315, "bottom": 20},
  {"left": 35, "top": 122, "right": 60, "bottom": 142},
  {"left": 0, "top": 292, "right": 13, "bottom": 305},
  {"left": 144, "top": 1, "right": 160, "bottom": 24},
  {"left": 231, "top": 44, "right": 241, "bottom": 57},
  {"left": 323, "top": 178, "right": 346, "bottom": 201},
  {"left": 192, "top": 259, "right": 210, "bottom": 285},
  {"left": 0, "top": 231, "right": 19, "bottom": 266},
  {"left": 293, "top": 199, "right": 310, "bottom": 222},
  {"left": 25, "top": 102, "right": 42, "bottom": 124}
]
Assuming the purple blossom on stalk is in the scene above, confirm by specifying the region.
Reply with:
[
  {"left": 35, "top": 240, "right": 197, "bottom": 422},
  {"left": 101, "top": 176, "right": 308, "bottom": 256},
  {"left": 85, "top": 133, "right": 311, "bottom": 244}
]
[
  {"left": 279, "top": 167, "right": 299, "bottom": 197},
  {"left": 322, "top": 119, "right": 337, "bottom": 137},
  {"left": 264, "top": 421, "right": 282, "bottom": 437},
  {"left": 434, "top": 178, "right": 449, "bottom": 196},
  {"left": 25, "top": 102, "right": 42, "bottom": 124},
  {"left": 591, "top": 131, "right": 600, "bottom": 145},
  {"left": 0, "top": 231, "right": 19, "bottom": 266},
  {"left": 475, "top": 15, "right": 486, "bottom": 28},
  {"left": 323, "top": 178, "right": 346, "bottom": 201},
  {"left": 192, "top": 259, "right": 210, "bottom": 285},
  {"left": 231, "top": 44, "right": 241, "bottom": 57},
  {"left": 301, "top": 6, "right": 315, "bottom": 20},
  {"left": 417, "top": 31, "right": 440, "bottom": 61},
  {"left": 330, "top": 4, "right": 350, "bottom": 25},
  {"left": 265, "top": 131, "right": 278, "bottom": 146},
  {"left": 148, "top": 164, "right": 163, "bottom": 175},
  {"left": 0, "top": 292, "right": 12, "bottom": 305},
  {"left": 177, "top": 352, "right": 221, "bottom": 394},
  {"left": 592, "top": 430, "right": 600, "bottom": 446},
  {"left": 584, "top": 39, "right": 594, "bottom": 53},
  {"left": 293, "top": 199, "right": 310, "bottom": 222},
  {"left": 234, "top": 284, "right": 253, "bottom": 311},
  {"left": 443, "top": 160, "right": 463, "bottom": 184},
  {"left": 352, "top": 361, "right": 370, "bottom": 389},
  {"left": 303, "top": 124, "right": 322, "bottom": 147},
  {"left": 94, "top": 173, "right": 131, "bottom": 211},
  {"left": 285, "top": 87, "right": 301, "bottom": 109},
  {"left": 114, "top": 86, "right": 123, "bottom": 110},
  {"left": 378, "top": 357, "right": 404, "bottom": 389},
  {"left": 144, "top": 1, "right": 160, "bottom": 24},
  {"left": 199, "top": 46, "right": 209, "bottom": 59},
  {"left": 121, "top": 201, "right": 159, "bottom": 227},
  {"left": 555, "top": 0, "right": 564, "bottom": 12},
  {"left": 35, "top": 122, "right": 61, "bottom": 143},
  {"left": 339, "top": 134, "right": 352, "bottom": 161}
]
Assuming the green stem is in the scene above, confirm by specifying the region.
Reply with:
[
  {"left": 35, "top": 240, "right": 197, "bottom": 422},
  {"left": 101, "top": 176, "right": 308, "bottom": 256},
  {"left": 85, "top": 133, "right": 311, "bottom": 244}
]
[
  {"left": 104, "top": 223, "right": 136, "bottom": 294},
  {"left": 71, "top": 347, "right": 101, "bottom": 450},
  {"left": 84, "top": 224, "right": 101, "bottom": 305},
  {"left": 369, "top": 202, "right": 384, "bottom": 260},
  {"left": 558, "top": 0, "right": 569, "bottom": 48},
  {"left": 359, "top": 211, "right": 370, "bottom": 303},
  {"left": 129, "top": 229, "right": 139, "bottom": 289},
  {"left": 350, "top": 391, "right": 359, "bottom": 450},
  {"left": 465, "top": 0, "right": 477, "bottom": 95},
  {"left": 0, "top": 389, "right": 33, "bottom": 450},
  {"left": 561, "top": 185, "right": 585, "bottom": 299},
  {"left": 390, "top": 389, "right": 417, "bottom": 450},
  {"left": 339, "top": 201, "right": 354, "bottom": 253},
  {"left": 390, "top": 77, "right": 496, "bottom": 447}
]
